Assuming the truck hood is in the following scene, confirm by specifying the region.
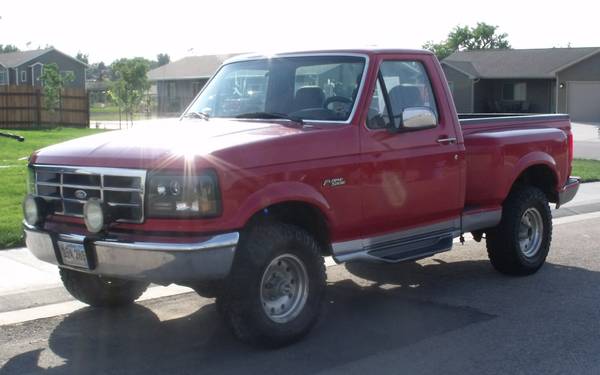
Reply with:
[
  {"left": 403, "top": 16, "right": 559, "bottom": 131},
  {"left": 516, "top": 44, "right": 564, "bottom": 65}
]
[{"left": 31, "top": 119, "right": 311, "bottom": 170}]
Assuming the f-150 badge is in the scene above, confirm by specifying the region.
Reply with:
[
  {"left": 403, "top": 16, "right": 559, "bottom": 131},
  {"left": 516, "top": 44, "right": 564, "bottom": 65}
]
[{"left": 322, "top": 177, "right": 346, "bottom": 187}]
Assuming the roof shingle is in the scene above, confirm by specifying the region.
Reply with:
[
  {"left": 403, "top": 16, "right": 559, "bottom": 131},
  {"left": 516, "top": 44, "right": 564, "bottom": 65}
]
[
  {"left": 147, "top": 53, "right": 240, "bottom": 81},
  {"left": 443, "top": 47, "right": 600, "bottom": 79},
  {"left": 0, "top": 48, "right": 52, "bottom": 68}
]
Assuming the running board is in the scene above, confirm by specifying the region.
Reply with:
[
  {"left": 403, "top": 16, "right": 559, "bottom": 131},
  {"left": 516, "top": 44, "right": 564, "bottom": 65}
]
[
  {"left": 332, "top": 220, "right": 459, "bottom": 264},
  {"left": 366, "top": 233, "right": 454, "bottom": 262}
]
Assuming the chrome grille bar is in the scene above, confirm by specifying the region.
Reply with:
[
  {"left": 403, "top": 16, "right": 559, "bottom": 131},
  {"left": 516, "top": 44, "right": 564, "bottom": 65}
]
[{"left": 33, "top": 165, "right": 147, "bottom": 223}]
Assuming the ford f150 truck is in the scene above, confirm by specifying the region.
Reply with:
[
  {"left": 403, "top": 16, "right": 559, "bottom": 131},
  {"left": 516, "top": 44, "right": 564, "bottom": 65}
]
[{"left": 23, "top": 48, "right": 580, "bottom": 347}]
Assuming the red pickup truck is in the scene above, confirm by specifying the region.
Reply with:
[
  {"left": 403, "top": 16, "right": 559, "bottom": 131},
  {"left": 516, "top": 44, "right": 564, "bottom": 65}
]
[{"left": 23, "top": 48, "right": 579, "bottom": 347}]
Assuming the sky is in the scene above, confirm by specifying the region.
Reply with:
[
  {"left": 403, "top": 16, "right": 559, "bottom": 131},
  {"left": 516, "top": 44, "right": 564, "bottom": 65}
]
[{"left": 0, "top": 0, "right": 596, "bottom": 64}]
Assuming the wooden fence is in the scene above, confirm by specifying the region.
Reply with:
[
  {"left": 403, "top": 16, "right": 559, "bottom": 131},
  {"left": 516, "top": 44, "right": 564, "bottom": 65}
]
[{"left": 0, "top": 85, "right": 89, "bottom": 129}]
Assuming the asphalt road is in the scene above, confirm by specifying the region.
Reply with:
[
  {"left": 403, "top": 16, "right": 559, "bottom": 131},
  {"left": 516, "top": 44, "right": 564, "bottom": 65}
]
[{"left": 1, "top": 214, "right": 599, "bottom": 375}]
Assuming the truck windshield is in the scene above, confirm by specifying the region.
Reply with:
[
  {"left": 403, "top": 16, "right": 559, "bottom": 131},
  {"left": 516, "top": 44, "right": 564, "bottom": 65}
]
[{"left": 183, "top": 55, "right": 366, "bottom": 123}]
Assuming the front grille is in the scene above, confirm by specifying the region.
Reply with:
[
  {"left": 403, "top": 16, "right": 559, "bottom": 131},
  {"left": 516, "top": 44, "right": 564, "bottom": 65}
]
[{"left": 34, "top": 165, "right": 147, "bottom": 223}]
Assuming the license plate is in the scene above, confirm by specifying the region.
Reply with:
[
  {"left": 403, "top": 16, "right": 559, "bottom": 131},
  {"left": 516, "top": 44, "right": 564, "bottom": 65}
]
[{"left": 58, "top": 241, "right": 90, "bottom": 269}]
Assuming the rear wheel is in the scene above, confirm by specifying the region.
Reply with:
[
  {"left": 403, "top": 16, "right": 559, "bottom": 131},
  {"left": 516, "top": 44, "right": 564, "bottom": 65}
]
[
  {"left": 486, "top": 186, "right": 552, "bottom": 275},
  {"left": 217, "top": 223, "right": 326, "bottom": 347},
  {"left": 60, "top": 268, "right": 149, "bottom": 307}
]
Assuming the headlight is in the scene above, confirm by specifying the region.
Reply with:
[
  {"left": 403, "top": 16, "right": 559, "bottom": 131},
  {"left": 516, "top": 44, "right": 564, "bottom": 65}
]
[
  {"left": 147, "top": 170, "right": 221, "bottom": 218},
  {"left": 83, "top": 198, "right": 106, "bottom": 233},
  {"left": 23, "top": 194, "right": 46, "bottom": 226}
]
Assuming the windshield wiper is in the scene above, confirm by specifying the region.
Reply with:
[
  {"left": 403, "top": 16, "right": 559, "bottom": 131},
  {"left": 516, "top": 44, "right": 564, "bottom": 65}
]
[
  {"left": 235, "top": 112, "right": 303, "bottom": 125},
  {"left": 183, "top": 111, "right": 210, "bottom": 121}
]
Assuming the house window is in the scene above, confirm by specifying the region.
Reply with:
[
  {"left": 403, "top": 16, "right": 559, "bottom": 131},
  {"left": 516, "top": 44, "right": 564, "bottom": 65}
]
[
  {"left": 503, "top": 82, "right": 527, "bottom": 101},
  {"left": 21, "top": 70, "right": 27, "bottom": 82},
  {"left": 0, "top": 71, "right": 6, "bottom": 85},
  {"left": 60, "top": 70, "right": 75, "bottom": 80},
  {"left": 192, "top": 81, "right": 204, "bottom": 96},
  {"left": 167, "top": 82, "right": 176, "bottom": 97}
]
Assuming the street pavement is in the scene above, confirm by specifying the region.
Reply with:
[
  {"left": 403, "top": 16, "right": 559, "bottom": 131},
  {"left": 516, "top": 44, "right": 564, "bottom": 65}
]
[
  {"left": 0, "top": 182, "right": 599, "bottom": 374},
  {"left": 1, "top": 213, "right": 599, "bottom": 374}
]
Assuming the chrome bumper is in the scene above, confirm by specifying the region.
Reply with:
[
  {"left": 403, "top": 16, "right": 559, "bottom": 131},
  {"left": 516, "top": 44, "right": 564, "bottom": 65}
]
[
  {"left": 557, "top": 177, "right": 580, "bottom": 208},
  {"left": 23, "top": 222, "right": 239, "bottom": 283}
]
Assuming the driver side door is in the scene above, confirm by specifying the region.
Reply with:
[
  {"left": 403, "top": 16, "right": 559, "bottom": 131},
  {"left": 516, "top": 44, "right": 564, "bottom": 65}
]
[{"left": 356, "top": 56, "right": 463, "bottom": 259}]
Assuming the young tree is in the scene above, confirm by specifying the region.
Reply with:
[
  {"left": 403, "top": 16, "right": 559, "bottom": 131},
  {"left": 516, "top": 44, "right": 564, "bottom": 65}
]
[
  {"left": 39, "top": 63, "right": 74, "bottom": 126},
  {"left": 108, "top": 58, "right": 151, "bottom": 126},
  {"left": 423, "top": 23, "right": 511, "bottom": 60},
  {"left": 40, "top": 63, "right": 74, "bottom": 112}
]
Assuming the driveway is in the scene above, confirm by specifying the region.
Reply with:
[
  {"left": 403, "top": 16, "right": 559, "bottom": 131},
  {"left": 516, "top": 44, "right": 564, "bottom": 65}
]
[{"left": 572, "top": 122, "right": 600, "bottom": 160}]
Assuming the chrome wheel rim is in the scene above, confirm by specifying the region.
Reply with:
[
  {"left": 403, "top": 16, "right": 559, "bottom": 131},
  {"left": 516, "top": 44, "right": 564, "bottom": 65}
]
[
  {"left": 518, "top": 207, "right": 544, "bottom": 257},
  {"left": 260, "top": 254, "right": 308, "bottom": 324}
]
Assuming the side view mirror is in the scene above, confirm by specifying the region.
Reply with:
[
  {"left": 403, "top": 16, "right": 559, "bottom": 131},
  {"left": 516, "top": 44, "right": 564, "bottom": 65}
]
[{"left": 389, "top": 107, "right": 438, "bottom": 132}]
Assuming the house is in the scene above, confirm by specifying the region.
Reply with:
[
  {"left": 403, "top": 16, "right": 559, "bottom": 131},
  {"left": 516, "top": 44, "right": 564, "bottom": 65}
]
[
  {"left": 0, "top": 48, "right": 87, "bottom": 89},
  {"left": 147, "top": 53, "right": 239, "bottom": 115},
  {"left": 442, "top": 47, "right": 600, "bottom": 122}
]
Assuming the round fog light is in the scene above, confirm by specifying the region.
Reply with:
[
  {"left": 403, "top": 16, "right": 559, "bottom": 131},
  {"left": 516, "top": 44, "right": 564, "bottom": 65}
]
[
  {"left": 23, "top": 195, "right": 45, "bottom": 226},
  {"left": 83, "top": 198, "right": 106, "bottom": 233}
]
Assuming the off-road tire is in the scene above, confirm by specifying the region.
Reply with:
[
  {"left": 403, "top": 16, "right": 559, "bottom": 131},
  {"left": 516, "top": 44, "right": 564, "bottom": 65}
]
[
  {"left": 486, "top": 186, "right": 552, "bottom": 275},
  {"left": 59, "top": 268, "right": 149, "bottom": 307},
  {"left": 217, "top": 222, "right": 326, "bottom": 348}
]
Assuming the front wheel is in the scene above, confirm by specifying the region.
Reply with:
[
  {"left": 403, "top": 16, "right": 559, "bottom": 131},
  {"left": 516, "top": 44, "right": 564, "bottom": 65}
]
[
  {"left": 486, "top": 186, "right": 552, "bottom": 275},
  {"left": 217, "top": 223, "right": 326, "bottom": 347},
  {"left": 60, "top": 268, "right": 149, "bottom": 307}
]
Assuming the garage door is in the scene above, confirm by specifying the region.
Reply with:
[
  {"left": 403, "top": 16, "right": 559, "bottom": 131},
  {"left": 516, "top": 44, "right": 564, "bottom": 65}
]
[{"left": 567, "top": 82, "right": 600, "bottom": 123}]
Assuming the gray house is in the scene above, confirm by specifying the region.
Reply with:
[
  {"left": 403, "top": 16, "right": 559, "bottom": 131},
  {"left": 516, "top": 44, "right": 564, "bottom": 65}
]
[
  {"left": 0, "top": 48, "right": 87, "bottom": 89},
  {"left": 148, "top": 53, "right": 239, "bottom": 115},
  {"left": 442, "top": 47, "right": 600, "bottom": 122}
]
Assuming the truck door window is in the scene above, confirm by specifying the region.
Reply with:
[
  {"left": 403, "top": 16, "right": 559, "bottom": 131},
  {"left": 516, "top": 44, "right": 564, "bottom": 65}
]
[{"left": 366, "top": 61, "right": 438, "bottom": 130}]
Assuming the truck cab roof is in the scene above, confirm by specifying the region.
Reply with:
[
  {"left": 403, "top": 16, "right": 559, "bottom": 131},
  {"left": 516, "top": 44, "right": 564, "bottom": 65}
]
[{"left": 225, "top": 48, "right": 435, "bottom": 64}]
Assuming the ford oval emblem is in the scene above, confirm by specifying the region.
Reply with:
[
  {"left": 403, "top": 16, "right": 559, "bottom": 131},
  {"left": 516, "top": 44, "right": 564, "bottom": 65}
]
[{"left": 74, "top": 189, "right": 87, "bottom": 200}]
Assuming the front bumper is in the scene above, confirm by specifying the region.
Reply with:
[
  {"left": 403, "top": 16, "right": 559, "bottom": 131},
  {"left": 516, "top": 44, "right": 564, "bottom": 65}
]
[
  {"left": 24, "top": 222, "right": 239, "bottom": 283},
  {"left": 556, "top": 177, "right": 580, "bottom": 208}
]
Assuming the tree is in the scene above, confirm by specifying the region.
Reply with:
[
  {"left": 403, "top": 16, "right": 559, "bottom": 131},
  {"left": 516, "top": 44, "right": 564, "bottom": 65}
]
[
  {"left": 423, "top": 23, "right": 511, "bottom": 60},
  {"left": 0, "top": 44, "right": 19, "bottom": 53},
  {"left": 87, "top": 61, "right": 111, "bottom": 81},
  {"left": 108, "top": 58, "right": 151, "bottom": 126},
  {"left": 156, "top": 53, "right": 170, "bottom": 67},
  {"left": 76, "top": 52, "right": 89, "bottom": 64},
  {"left": 40, "top": 63, "right": 74, "bottom": 112}
]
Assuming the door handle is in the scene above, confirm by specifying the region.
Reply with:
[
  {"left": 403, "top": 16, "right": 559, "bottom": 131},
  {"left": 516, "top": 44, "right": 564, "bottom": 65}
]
[{"left": 436, "top": 137, "right": 457, "bottom": 145}]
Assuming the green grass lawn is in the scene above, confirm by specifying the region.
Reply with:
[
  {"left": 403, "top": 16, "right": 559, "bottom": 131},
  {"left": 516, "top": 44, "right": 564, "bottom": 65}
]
[
  {"left": 90, "top": 105, "right": 155, "bottom": 121},
  {"left": 0, "top": 128, "right": 107, "bottom": 249},
  {"left": 572, "top": 159, "right": 600, "bottom": 183},
  {"left": 90, "top": 105, "right": 120, "bottom": 113}
]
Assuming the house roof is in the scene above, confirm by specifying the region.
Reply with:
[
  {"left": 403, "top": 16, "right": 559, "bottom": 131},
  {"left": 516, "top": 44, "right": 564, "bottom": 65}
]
[
  {"left": 0, "top": 48, "right": 51, "bottom": 68},
  {"left": 147, "top": 53, "right": 240, "bottom": 81},
  {"left": 442, "top": 47, "right": 600, "bottom": 79},
  {"left": 0, "top": 48, "right": 88, "bottom": 68}
]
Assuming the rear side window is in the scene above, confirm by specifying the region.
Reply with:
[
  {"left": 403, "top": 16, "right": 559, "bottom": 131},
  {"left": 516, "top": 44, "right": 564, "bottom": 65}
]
[{"left": 367, "top": 61, "right": 438, "bottom": 129}]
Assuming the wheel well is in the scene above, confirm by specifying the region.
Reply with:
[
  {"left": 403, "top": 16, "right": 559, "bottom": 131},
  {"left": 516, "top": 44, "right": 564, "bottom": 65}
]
[
  {"left": 512, "top": 165, "right": 558, "bottom": 203},
  {"left": 246, "top": 202, "right": 332, "bottom": 255}
]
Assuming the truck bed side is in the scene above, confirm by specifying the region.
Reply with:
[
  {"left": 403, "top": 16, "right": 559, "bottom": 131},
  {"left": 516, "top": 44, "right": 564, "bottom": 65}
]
[{"left": 460, "top": 114, "right": 572, "bottom": 210}]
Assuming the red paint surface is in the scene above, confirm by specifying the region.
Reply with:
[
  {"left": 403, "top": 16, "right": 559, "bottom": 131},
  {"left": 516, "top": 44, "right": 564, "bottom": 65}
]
[{"left": 31, "top": 49, "right": 573, "bottom": 243}]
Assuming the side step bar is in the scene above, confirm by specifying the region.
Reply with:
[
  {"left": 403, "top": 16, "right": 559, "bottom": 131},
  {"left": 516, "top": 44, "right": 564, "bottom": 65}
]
[
  {"left": 333, "top": 230, "right": 458, "bottom": 263},
  {"left": 332, "top": 209, "right": 502, "bottom": 264}
]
